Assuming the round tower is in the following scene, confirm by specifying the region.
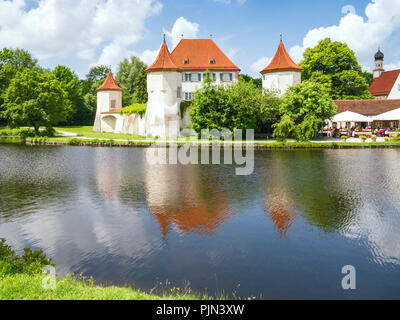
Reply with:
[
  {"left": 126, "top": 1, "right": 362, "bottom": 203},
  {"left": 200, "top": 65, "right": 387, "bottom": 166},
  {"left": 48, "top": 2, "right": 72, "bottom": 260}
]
[
  {"left": 93, "top": 71, "right": 123, "bottom": 132},
  {"left": 373, "top": 48, "right": 384, "bottom": 79},
  {"left": 260, "top": 38, "right": 303, "bottom": 97},
  {"left": 145, "top": 39, "right": 182, "bottom": 139}
]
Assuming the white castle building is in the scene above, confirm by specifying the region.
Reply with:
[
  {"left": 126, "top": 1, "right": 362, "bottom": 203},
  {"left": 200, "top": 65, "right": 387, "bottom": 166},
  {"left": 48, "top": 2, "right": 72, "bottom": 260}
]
[{"left": 93, "top": 38, "right": 301, "bottom": 138}]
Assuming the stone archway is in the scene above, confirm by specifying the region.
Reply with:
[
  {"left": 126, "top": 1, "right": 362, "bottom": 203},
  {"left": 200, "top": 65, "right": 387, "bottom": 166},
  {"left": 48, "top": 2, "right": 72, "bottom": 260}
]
[{"left": 101, "top": 115, "right": 117, "bottom": 132}]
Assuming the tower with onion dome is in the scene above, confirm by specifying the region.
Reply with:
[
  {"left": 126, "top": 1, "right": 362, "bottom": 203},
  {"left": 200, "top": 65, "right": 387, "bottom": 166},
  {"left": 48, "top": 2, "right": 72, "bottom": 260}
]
[
  {"left": 144, "top": 37, "right": 183, "bottom": 139},
  {"left": 260, "top": 37, "right": 303, "bottom": 96},
  {"left": 373, "top": 48, "right": 384, "bottom": 79}
]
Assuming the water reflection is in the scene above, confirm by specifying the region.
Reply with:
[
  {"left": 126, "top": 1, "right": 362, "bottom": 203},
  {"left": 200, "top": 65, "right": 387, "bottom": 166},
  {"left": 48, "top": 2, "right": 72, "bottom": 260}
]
[
  {"left": 144, "top": 154, "right": 231, "bottom": 237},
  {"left": 1, "top": 145, "right": 400, "bottom": 298}
]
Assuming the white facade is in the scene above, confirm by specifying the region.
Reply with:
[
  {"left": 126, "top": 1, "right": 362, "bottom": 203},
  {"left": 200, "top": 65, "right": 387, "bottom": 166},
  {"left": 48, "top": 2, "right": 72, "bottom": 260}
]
[
  {"left": 388, "top": 74, "right": 400, "bottom": 99},
  {"left": 144, "top": 71, "right": 182, "bottom": 139},
  {"left": 96, "top": 91, "right": 122, "bottom": 115},
  {"left": 262, "top": 71, "right": 301, "bottom": 96}
]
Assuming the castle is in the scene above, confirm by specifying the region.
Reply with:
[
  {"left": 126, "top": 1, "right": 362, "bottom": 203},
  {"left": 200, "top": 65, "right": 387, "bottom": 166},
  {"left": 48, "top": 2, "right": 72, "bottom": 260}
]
[
  {"left": 93, "top": 38, "right": 400, "bottom": 137},
  {"left": 93, "top": 37, "right": 302, "bottom": 138}
]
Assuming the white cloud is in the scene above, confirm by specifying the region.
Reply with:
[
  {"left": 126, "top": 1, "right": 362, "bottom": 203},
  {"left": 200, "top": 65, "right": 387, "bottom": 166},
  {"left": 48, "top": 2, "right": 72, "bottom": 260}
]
[
  {"left": 0, "top": 0, "right": 162, "bottom": 69},
  {"left": 163, "top": 17, "right": 199, "bottom": 49},
  {"left": 251, "top": 56, "right": 271, "bottom": 74},
  {"left": 289, "top": 0, "right": 400, "bottom": 71}
]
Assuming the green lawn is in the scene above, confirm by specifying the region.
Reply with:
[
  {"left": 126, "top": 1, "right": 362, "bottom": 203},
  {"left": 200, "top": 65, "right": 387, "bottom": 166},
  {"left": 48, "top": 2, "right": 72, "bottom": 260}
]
[
  {"left": 54, "top": 126, "right": 146, "bottom": 140},
  {"left": 0, "top": 274, "right": 200, "bottom": 300}
]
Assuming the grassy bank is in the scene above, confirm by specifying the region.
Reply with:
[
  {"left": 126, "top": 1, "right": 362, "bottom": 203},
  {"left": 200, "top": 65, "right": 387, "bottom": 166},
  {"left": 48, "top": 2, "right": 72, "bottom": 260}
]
[
  {"left": 2, "top": 126, "right": 400, "bottom": 149},
  {"left": 54, "top": 126, "right": 145, "bottom": 140},
  {"left": 0, "top": 239, "right": 202, "bottom": 300},
  {"left": 0, "top": 274, "right": 201, "bottom": 300}
]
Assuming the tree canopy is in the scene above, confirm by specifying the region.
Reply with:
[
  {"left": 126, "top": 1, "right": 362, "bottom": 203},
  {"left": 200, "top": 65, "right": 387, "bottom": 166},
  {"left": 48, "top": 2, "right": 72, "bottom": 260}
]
[
  {"left": 300, "top": 38, "right": 374, "bottom": 100},
  {"left": 190, "top": 77, "right": 279, "bottom": 133},
  {"left": 2, "top": 68, "right": 67, "bottom": 134},
  {"left": 116, "top": 56, "right": 147, "bottom": 106},
  {"left": 273, "top": 81, "right": 337, "bottom": 141}
]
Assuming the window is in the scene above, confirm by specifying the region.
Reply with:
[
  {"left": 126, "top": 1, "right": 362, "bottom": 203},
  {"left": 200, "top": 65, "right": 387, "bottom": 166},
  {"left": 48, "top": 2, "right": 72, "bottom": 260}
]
[
  {"left": 184, "top": 73, "right": 191, "bottom": 82},
  {"left": 177, "top": 87, "right": 181, "bottom": 98},
  {"left": 220, "top": 73, "right": 232, "bottom": 82},
  {"left": 184, "top": 92, "right": 193, "bottom": 101},
  {"left": 209, "top": 59, "right": 215, "bottom": 65},
  {"left": 184, "top": 59, "right": 189, "bottom": 65},
  {"left": 212, "top": 73, "right": 216, "bottom": 80},
  {"left": 110, "top": 100, "right": 116, "bottom": 108}
]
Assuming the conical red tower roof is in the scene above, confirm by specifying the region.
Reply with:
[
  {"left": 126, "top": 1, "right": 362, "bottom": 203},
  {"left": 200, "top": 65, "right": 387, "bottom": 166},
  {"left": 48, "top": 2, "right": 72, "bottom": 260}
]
[
  {"left": 261, "top": 41, "right": 303, "bottom": 74},
  {"left": 97, "top": 71, "right": 123, "bottom": 92},
  {"left": 146, "top": 41, "right": 182, "bottom": 73}
]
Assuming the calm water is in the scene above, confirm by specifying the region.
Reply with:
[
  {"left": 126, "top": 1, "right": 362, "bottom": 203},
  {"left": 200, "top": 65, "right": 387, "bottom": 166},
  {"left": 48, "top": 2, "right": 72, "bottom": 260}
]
[{"left": 1, "top": 144, "right": 400, "bottom": 299}]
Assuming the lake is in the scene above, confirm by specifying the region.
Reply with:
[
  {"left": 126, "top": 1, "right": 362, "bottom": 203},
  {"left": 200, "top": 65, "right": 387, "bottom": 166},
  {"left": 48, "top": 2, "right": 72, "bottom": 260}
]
[{"left": 1, "top": 144, "right": 400, "bottom": 299}]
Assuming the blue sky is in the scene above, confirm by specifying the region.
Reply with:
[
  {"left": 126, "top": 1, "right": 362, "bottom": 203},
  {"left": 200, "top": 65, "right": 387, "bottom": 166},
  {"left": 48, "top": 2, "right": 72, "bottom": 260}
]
[{"left": 1, "top": 0, "right": 399, "bottom": 78}]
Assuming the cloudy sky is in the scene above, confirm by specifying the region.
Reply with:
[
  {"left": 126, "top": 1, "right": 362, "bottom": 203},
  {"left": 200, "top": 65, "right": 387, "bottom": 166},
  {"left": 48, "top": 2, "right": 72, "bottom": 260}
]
[{"left": 0, "top": 0, "right": 399, "bottom": 78}]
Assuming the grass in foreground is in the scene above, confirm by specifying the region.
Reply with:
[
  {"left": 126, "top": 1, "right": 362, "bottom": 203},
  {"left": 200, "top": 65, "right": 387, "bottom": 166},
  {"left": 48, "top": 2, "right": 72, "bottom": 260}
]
[
  {"left": 54, "top": 126, "right": 145, "bottom": 140},
  {"left": 0, "top": 238, "right": 204, "bottom": 300},
  {"left": 0, "top": 274, "right": 201, "bottom": 300}
]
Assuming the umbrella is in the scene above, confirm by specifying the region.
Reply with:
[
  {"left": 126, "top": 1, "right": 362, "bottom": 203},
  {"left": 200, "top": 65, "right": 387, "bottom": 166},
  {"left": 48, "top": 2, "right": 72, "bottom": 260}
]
[
  {"left": 332, "top": 111, "right": 373, "bottom": 123},
  {"left": 372, "top": 108, "right": 400, "bottom": 121}
]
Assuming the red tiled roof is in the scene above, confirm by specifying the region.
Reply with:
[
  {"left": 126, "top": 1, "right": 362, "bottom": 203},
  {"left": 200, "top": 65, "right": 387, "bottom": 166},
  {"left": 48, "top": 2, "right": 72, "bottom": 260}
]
[
  {"left": 369, "top": 70, "right": 400, "bottom": 96},
  {"left": 97, "top": 72, "right": 123, "bottom": 92},
  {"left": 261, "top": 41, "right": 303, "bottom": 74},
  {"left": 170, "top": 39, "right": 240, "bottom": 71},
  {"left": 334, "top": 99, "right": 400, "bottom": 116},
  {"left": 146, "top": 42, "right": 182, "bottom": 73}
]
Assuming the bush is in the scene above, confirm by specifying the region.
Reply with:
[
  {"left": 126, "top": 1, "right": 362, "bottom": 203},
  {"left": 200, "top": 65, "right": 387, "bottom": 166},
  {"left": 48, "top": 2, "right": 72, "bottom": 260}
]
[
  {"left": 119, "top": 103, "right": 147, "bottom": 118},
  {"left": 69, "top": 138, "right": 82, "bottom": 145},
  {"left": 0, "top": 238, "right": 55, "bottom": 276}
]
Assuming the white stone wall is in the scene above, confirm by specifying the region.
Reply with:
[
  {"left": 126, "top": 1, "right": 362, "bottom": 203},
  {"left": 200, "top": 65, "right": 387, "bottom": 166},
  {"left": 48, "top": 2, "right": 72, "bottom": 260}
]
[
  {"left": 145, "top": 71, "right": 182, "bottom": 139},
  {"left": 262, "top": 71, "right": 301, "bottom": 96},
  {"left": 96, "top": 91, "right": 122, "bottom": 114},
  {"left": 388, "top": 74, "right": 400, "bottom": 99}
]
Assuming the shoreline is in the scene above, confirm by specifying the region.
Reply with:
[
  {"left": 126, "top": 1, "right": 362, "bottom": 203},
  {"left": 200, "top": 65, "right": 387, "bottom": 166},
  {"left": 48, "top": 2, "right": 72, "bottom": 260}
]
[{"left": 2, "top": 136, "right": 400, "bottom": 149}]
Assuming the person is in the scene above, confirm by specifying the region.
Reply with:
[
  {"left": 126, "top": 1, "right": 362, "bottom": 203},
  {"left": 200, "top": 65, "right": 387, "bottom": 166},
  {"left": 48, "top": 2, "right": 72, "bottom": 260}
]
[{"left": 385, "top": 128, "right": 390, "bottom": 136}]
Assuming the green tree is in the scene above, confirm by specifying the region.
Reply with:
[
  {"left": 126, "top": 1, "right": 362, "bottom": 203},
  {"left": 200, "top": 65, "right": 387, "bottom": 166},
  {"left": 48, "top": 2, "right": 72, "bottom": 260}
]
[
  {"left": 52, "top": 65, "right": 83, "bottom": 122},
  {"left": 274, "top": 81, "right": 337, "bottom": 141},
  {"left": 2, "top": 68, "right": 67, "bottom": 134},
  {"left": 83, "top": 65, "right": 111, "bottom": 95},
  {"left": 362, "top": 71, "right": 374, "bottom": 86},
  {"left": 116, "top": 56, "right": 147, "bottom": 103},
  {"left": 239, "top": 74, "right": 262, "bottom": 90},
  {"left": 300, "top": 38, "right": 374, "bottom": 100},
  {"left": 132, "top": 66, "right": 148, "bottom": 104},
  {"left": 0, "top": 48, "right": 39, "bottom": 124},
  {"left": 190, "top": 78, "right": 278, "bottom": 133}
]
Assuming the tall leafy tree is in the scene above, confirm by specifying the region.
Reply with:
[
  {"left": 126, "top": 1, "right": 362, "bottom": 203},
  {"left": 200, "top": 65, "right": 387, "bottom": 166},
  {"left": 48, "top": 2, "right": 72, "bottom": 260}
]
[
  {"left": 82, "top": 65, "right": 111, "bottom": 95},
  {"left": 300, "top": 38, "right": 373, "bottom": 100},
  {"left": 132, "top": 66, "right": 148, "bottom": 104},
  {"left": 116, "top": 56, "right": 147, "bottom": 95},
  {"left": 0, "top": 48, "right": 39, "bottom": 124},
  {"left": 190, "top": 78, "right": 279, "bottom": 133},
  {"left": 273, "top": 81, "right": 337, "bottom": 141},
  {"left": 2, "top": 68, "right": 67, "bottom": 134}
]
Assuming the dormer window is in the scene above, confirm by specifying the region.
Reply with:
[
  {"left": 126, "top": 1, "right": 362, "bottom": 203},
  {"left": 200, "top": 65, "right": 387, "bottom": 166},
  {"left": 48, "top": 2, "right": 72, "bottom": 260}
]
[
  {"left": 184, "top": 59, "right": 189, "bottom": 65},
  {"left": 209, "top": 59, "right": 215, "bottom": 65}
]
